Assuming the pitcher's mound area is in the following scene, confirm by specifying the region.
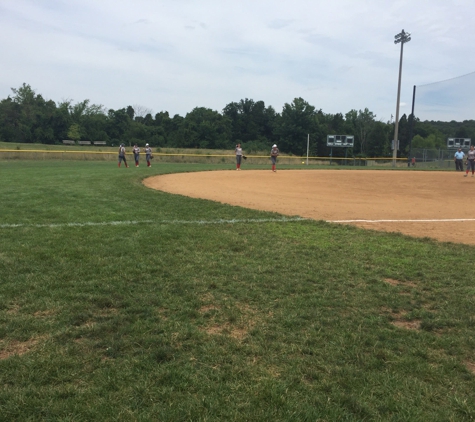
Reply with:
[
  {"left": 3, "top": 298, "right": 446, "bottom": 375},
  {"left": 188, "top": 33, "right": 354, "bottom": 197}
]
[{"left": 143, "top": 169, "right": 475, "bottom": 245}]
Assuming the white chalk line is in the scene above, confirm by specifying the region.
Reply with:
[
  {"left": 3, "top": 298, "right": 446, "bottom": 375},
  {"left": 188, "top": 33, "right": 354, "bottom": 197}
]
[
  {"left": 0, "top": 217, "right": 308, "bottom": 229},
  {"left": 1, "top": 217, "right": 475, "bottom": 229},
  {"left": 331, "top": 218, "right": 475, "bottom": 223}
]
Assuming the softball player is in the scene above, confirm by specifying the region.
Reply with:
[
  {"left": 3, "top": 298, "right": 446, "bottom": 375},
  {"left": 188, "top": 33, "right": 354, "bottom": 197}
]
[
  {"left": 133, "top": 144, "right": 140, "bottom": 167},
  {"left": 235, "top": 143, "right": 243, "bottom": 170},
  {"left": 118, "top": 144, "right": 128, "bottom": 168},
  {"left": 465, "top": 145, "right": 475, "bottom": 177},
  {"left": 270, "top": 144, "right": 279, "bottom": 172},
  {"left": 145, "top": 143, "right": 152, "bottom": 167}
]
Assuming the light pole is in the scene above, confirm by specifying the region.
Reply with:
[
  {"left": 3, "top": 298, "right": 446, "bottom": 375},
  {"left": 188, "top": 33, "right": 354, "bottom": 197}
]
[{"left": 392, "top": 29, "right": 411, "bottom": 167}]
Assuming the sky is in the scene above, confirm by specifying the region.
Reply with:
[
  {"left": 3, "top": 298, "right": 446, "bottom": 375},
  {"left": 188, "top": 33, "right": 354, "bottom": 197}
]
[{"left": 1, "top": 0, "right": 475, "bottom": 122}]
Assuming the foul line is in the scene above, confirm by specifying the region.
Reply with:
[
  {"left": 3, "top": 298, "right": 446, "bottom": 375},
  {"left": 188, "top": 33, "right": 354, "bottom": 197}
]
[
  {"left": 2, "top": 217, "right": 474, "bottom": 229},
  {"left": 0, "top": 217, "right": 308, "bottom": 229},
  {"left": 330, "top": 218, "right": 475, "bottom": 223}
]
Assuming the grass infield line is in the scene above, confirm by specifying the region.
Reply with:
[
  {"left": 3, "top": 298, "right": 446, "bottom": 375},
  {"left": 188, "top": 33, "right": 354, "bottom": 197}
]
[
  {"left": 331, "top": 218, "right": 475, "bottom": 223},
  {"left": 0, "top": 217, "right": 308, "bottom": 229},
  {"left": 2, "top": 217, "right": 474, "bottom": 229}
]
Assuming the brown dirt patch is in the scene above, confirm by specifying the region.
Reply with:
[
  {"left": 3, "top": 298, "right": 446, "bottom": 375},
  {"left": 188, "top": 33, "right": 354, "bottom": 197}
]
[
  {"left": 384, "top": 278, "right": 417, "bottom": 288},
  {"left": 387, "top": 310, "right": 422, "bottom": 331},
  {"left": 199, "top": 305, "right": 219, "bottom": 313},
  {"left": 203, "top": 323, "right": 249, "bottom": 340},
  {"left": 198, "top": 302, "right": 258, "bottom": 340},
  {"left": 391, "top": 319, "right": 422, "bottom": 331},
  {"left": 465, "top": 361, "right": 475, "bottom": 375},
  {"left": 33, "top": 309, "right": 55, "bottom": 317},
  {"left": 157, "top": 307, "right": 168, "bottom": 317},
  {"left": 96, "top": 308, "right": 119, "bottom": 317},
  {"left": 0, "top": 337, "right": 44, "bottom": 360},
  {"left": 143, "top": 169, "right": 475, "bottom": 245},
  {"left": 6, "top": 304, "right": 20, "bottom": 315}
]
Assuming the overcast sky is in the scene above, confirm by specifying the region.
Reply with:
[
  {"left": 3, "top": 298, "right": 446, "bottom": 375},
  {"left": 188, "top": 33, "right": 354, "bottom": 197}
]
[{"left": 1, "top": 0, "right": 474, "bottom": 122}]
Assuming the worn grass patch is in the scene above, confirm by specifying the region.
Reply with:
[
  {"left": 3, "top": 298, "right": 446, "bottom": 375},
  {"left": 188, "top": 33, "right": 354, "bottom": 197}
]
[{"left": 0, "top": 336, "right": 45, "bottom": 360}]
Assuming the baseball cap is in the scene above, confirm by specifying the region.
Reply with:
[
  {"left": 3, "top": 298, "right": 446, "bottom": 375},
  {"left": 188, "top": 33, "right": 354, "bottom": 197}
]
[
  {"left": 146, "top": 143, "right": 149, "bottom": 146},
  {"left": 272, "top": 144, "right": 277, "bottom": 147}
]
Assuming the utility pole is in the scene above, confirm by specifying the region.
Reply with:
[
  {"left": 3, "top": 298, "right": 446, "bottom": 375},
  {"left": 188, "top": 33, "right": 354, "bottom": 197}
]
[{"left": 392, "top": 29, "right": 411, "bottom": 167}]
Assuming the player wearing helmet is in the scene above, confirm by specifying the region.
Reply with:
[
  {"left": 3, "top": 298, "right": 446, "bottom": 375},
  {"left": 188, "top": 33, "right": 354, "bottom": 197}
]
[
  {"left": 145, "top": 143, "right": 152, "bottom": 167},
  {"left": 270, "top": 144, "right": 279, "bottom": 172}
]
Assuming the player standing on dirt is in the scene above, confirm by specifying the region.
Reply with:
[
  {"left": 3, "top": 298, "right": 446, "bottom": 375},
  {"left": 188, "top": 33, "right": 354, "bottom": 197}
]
[
  {"left": 464, "top": 145, "right": 475, "bottom": 177},
  {"left": 118, "top": 144, "right": 128, "bottom": 168},
  {"left": 270, "top": 144, "right": 279, "bottom": 172},
  {"left": 454, "top": 148, "right": 464, "bottom": 172}
]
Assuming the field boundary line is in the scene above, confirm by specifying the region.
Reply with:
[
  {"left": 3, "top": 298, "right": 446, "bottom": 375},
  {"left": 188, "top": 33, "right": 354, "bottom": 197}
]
[
  {"left": 331, "top": 218, "right": 475, "bottom": 223},
  {"left": 0, "top": 217, "right": 308, "bottom": 229},
  {"left": 3, "top": 217, "right": 473, "bottom": 229}
]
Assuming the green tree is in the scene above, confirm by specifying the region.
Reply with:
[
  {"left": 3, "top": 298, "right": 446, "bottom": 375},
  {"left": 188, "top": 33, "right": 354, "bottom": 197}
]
[
  {"left": 411, "top": 133, "right": 445, "bottom": 149},
  {"left": 10, "top": 83, "right": 40, "bottom": 142},
  {"left": 126, "top": 105, "right": 135, "bottom": 120},
  {"left": 397, "top": 114, "right": 409, "bottom": 154},
  {"left": 107, "top": 108, "right": 131, "bottom": 144},
  {"left": 11, "top": 83, "right": 36, "bottom": 118},
  {"left": 277, "top": 97, "right": 316, "bottom": 155},
  {"left": 223, "top": 99, "right": 278, "bottom": 147},
  {"left": 67, "top": 124, "right": 81, "bottom": 142},
  {"left": 50, "top": 101, "right": 73, "bottom": 142},
  {"left": 181, "top": 107, "right": 231, "bottom": 149},
  {"left": 345, "top": 108, "right": 376, "bottom": 155},
  {"left": 455, "top": 126, "right": 469, "bottom": 138},
  {"left": 0, "top": 97, "right": 22, "bottom": 142},
  {"left": 166, "top": 115, "right": 185, "bottom": 147},
  {"left": 367, "top": 121, "right": 391, "bottom": 157}
]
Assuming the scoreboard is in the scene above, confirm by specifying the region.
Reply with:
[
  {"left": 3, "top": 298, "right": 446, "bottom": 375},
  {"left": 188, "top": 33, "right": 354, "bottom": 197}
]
[
  {"left": 327, "top": 135, "right": 354, "bottom": 147},
  {"left": 447, "top": 138, "right": 471, "bottom": 148}
]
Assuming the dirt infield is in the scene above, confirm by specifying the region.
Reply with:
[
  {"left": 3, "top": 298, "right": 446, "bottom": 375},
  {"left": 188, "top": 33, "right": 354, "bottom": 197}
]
[{"left": 143, "top": 169, "right": 475, "bottom": 245}]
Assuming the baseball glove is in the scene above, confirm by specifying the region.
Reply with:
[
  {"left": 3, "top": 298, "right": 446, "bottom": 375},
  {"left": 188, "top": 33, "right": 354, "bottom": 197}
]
[{"left": 243, "top": 155, "right": 247, "bottom": 160}]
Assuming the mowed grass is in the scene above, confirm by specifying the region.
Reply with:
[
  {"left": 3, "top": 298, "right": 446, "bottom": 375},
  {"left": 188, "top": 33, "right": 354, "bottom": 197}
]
[{"left": 1, "top": 160, "right": 475, "bottom": 421}]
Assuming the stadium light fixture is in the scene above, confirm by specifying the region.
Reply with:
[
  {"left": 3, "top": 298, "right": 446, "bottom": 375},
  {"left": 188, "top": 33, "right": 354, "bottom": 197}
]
[{"left": 392, "top": 29, "right": 411, "bottom": 167}]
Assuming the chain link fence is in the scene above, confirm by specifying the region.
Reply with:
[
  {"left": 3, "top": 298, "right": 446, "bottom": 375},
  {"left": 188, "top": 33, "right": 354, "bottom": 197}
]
[{"left": 409, "top": 148, "right": 464, "bottom": 169}]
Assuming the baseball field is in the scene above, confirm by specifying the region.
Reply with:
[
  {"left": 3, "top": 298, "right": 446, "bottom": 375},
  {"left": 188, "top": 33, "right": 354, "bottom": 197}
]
[
  {"left": 144, "top": 169, "right": 475, "bottom": 245},
  {"left": 1, "top": 160, "right": 475, "bottom": 420}
]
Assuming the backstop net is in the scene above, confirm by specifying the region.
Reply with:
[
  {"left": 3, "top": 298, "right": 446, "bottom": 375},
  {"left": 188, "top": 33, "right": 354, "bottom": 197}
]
[{"left": 415, "top": 70, "right": 475, "bottom": 122}]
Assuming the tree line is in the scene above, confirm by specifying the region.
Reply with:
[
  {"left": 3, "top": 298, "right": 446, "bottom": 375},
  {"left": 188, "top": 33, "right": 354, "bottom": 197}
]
[{"left": 1, "top": 83, "right": 475, "bottom": 157}]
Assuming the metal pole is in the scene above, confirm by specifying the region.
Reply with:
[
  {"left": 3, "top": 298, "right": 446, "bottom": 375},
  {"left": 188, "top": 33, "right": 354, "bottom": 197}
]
[
  {"left": 392, "top": 41, "right": 404, "bottom": 167},
  {"left": 306, "top": 134, "right": 309, "bottom": 165},
  {"left": 392, "top": 29, "right": 411, "bottom": 167},
  {"left": 407, "top": 85, "right": 416, "bottom": 166}
]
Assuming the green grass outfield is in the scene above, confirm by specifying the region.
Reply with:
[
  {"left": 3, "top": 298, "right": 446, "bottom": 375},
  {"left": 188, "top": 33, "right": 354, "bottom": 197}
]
[{"left": 1, "top": 160, "right": 475, "bottom": 421}]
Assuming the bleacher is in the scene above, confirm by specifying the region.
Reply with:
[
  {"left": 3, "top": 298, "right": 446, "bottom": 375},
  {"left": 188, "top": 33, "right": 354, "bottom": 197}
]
[{"left": 62, "top": 139, "right": 107, "bottom": 146}]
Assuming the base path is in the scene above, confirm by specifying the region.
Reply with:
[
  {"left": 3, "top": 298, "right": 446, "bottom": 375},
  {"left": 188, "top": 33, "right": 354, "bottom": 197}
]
[{"left": 143, "top": 169, "right": 475, "bottom": 245}]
